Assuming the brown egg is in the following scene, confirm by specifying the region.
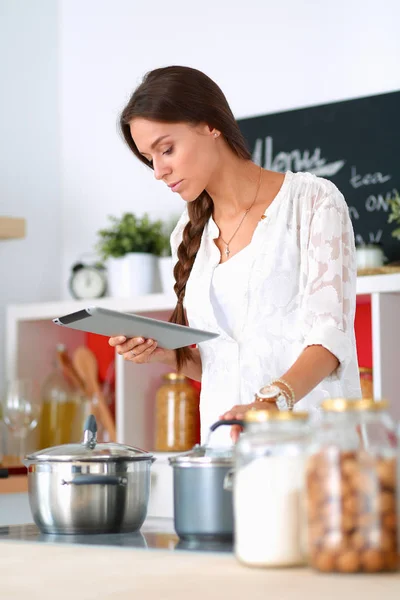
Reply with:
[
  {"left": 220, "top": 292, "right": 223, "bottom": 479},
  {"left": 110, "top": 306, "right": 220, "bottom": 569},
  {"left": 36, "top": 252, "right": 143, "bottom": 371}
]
[
  {"left": 367, "top": 528, "right": 396, "bottom": 552},
  {"left": 353, "top": 471, "right": 378, "bottom": 495},
  {"left": 340, "top": 451, "right": 357, "bottom": 464},
  {"left": 307, "top": 481, "right": 325, "bottom": 508},
  {"left": 350, "top": 531, "right": 367, "bottom": 551},
  {"left": 341, "top": 458, "right": 358, "bottom": 479},
  {"left": 336, "top": 550, "right": 360, "bottom": 573},
  {"left": 383, "top": 512, "right": 398, "bottom": 531},
  {"left": 376, "top": 458, "right": 396, "bottom": 490},
  {"left": 312, "top": 549, "right": 336, "bottom": 572},
  {"left": 378, "top": 491, "right": 395, "bottom": 514},
  {"left": 306, "top": 455, "right": 321, "bottom": 475},
  {"left": 384, "top": 551, "right": 400, "bottom": 571},
  {"left": 343, "top": 493, "right": 361, "bottom": 515},
  {"left": 339, "top": 479, "right": 352, "bottom": 500},
  {"left": 341, "top": 513, "right": 356, "bottom": 533},
  {"left": 361, "top": 549, "right": 385, "bottom": 572}
]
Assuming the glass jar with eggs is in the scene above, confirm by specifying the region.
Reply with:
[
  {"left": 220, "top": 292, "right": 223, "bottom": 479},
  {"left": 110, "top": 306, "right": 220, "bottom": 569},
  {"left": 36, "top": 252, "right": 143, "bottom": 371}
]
[{"left": 305, "top": 398, "right": 398, "bottom": 574}]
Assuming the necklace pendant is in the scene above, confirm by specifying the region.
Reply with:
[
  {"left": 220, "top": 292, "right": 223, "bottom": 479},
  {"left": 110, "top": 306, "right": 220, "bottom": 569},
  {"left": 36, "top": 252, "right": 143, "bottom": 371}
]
[{"left": 224, "top": 245, "right": 230, "bottom": 257}]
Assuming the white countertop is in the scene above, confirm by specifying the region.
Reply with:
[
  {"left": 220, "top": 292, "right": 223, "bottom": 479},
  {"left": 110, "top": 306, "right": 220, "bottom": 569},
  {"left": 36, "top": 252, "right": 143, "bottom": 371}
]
[{"left": 0, "top": 520, "right": 399, "bottom": 600}]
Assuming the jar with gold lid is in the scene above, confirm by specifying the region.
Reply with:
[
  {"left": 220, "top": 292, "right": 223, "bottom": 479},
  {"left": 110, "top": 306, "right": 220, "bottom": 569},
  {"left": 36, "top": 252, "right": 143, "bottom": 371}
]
[
  {"left": 359, "top": 367, "right": 373, "bottom": 399},
  {"left": 306, "top": 398, "right": 398, "bottom": 574},
  {"left": 154, "top": 373, "right": 200, "bottom": 452},
  {"left": 233, "top": 409, "right": 310, "bottom": 567}
]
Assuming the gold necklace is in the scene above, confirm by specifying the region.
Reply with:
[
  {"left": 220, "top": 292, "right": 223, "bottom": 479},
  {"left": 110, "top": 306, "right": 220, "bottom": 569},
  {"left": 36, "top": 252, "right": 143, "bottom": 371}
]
[{"left": 218, "top": 165, "right": 262, "bottom": 258}]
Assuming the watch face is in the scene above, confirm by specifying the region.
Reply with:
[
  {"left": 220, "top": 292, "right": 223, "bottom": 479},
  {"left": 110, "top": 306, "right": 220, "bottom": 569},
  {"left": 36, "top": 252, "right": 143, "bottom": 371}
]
[
  {"left": 258, "top": 384, "right": 281, "bottom": 399},
  {"left": 70, "top": 266, "right": 107, "bottom": 300}
]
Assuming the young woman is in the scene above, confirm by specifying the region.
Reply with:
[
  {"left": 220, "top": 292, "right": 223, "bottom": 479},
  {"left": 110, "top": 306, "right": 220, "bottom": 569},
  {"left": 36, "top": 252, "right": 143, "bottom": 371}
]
[{"left": 109, "top": 65, "right": 361, "bottom": 444}]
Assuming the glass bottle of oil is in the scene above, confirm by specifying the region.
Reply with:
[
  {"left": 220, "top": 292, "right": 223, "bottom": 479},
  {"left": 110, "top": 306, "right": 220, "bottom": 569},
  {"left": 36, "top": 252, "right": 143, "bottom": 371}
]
[{"left": 38, "top": 344, "right": 81, "bottom": 448}]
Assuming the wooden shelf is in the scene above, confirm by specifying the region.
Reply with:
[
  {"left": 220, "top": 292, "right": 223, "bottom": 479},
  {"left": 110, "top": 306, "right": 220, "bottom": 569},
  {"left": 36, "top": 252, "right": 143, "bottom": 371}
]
[
  {"left": 0, "top": 217, "right": 26, "bottom": 240},
  {"left": 0, "top": 475, "right": 28, "bottom": 495}
]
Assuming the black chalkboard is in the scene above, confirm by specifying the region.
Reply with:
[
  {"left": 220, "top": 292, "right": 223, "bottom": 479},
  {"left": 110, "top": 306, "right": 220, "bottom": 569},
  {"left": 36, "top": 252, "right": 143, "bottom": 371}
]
[{"left": 237, "top": 91, "right": 400, "bottom": 262}]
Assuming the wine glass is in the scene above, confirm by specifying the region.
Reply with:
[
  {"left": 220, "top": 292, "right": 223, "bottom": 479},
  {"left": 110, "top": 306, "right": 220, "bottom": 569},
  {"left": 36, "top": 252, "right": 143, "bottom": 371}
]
[{"left": 2, "top": 378, "right": 41, "bottom": 461}]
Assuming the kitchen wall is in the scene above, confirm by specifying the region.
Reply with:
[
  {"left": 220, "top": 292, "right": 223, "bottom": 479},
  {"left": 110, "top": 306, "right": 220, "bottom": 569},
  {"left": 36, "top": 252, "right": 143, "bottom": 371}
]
[
  {"left": 59, "top": 0, "right": 400, "bottom": 297},
  {"left": 1, "top": 0, "right": 400, "bottom": 386},
  {"left": 0, "top": 0, "right": 61, "bottom": 389}
]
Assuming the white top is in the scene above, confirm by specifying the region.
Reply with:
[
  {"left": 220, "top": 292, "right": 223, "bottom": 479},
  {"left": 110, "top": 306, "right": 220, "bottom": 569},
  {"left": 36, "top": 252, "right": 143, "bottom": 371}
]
[
  {"left": 171, "top": 170, "right": 362, "bottom": 445},
  {"left": 210, "top": 245, "right": 253, "bottom": 340}
]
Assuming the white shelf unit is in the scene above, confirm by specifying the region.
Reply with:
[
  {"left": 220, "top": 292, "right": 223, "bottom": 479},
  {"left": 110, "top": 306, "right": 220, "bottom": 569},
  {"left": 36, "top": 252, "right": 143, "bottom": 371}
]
[
  {"left": 6, "top": 275, "right": 400, "bottom": 443},
  {"left": 6, "top": 294, "right": 177, "bottom": 449},
  {"left": 5, "top": 276, "right": 400, "bottom": 518}
]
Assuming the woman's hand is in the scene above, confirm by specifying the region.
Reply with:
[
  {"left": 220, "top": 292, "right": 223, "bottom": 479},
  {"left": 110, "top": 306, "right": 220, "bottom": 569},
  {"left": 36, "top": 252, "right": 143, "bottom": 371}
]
[
  {"left": 108, "top": 336, "right": 175, "bottom": 366},
  {"left": 219, "top": 401, "right": 278, "bottom": 443}
]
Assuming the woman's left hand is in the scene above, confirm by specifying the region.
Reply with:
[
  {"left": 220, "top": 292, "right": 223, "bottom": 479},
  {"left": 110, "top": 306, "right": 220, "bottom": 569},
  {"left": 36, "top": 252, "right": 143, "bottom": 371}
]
[{"left": 219, "top": 401, "right": 277, "bottom": 443}]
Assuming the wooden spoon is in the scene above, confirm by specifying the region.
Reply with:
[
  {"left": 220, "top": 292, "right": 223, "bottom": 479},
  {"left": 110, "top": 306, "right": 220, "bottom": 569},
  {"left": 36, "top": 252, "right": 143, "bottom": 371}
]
[
  {"left": 56, "top": 345, "right": 86, "bottom": 394},
  {"left": 72, "top": 346, "right": 117, "bottom": 442}
]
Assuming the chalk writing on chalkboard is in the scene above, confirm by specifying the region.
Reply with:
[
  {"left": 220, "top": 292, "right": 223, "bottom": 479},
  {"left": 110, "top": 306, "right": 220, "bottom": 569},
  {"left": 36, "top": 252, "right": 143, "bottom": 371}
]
[{"left": 238, "top": 90, "right": 400, "bottom": 262}]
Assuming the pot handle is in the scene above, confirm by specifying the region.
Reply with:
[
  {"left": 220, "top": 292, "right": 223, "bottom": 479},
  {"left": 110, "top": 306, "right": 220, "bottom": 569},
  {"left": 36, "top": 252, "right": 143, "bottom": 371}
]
[
  {"left": 62, "top": 475, "right": 127, "bottom": 486},
  {"left": 209, "top": 419, "right": 244, "bottom": 432}
]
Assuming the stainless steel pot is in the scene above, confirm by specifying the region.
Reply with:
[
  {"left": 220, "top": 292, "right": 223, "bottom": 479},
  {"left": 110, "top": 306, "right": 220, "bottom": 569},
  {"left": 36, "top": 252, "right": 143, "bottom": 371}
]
[
  {"left": 168, "top": 419, "right": 239, "bottom": 541},
  {"left": 23, "top": 415, "right": 155, "bottom": 535}
]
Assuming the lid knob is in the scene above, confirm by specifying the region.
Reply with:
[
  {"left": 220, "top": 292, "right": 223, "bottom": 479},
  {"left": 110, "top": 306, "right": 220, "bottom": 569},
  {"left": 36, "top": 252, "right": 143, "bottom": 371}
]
[
  {"left": 82, "top": 414, "right": 97, "bottom": 449},
  {"left": 84, "top": 414, "right": 97, "bottom": 434}
]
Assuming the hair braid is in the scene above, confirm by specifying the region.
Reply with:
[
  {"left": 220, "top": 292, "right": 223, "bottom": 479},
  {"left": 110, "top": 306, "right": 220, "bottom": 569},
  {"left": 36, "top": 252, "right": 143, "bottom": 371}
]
[{"left": 169, "top": 191, "right": 213, "bottom": 371}]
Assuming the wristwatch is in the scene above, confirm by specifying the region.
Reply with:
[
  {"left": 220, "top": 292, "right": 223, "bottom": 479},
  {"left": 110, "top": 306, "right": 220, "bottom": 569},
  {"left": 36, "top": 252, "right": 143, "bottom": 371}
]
[{"left": 255, "top": 384, "right": 292, "bottom": 411}]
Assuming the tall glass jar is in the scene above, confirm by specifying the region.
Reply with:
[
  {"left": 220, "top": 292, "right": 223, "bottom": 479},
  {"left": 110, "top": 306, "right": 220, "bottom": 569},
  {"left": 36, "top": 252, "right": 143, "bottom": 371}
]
[
  {"left": 233, "top": 409, "right": 310, "bottom": 567},
  {"left": 38, "top": 345, "right": 81, "bottom": 448},
  {"left": 306, "top": 398, "right": 398, "bottom": 574},
  {"left": 155, "top": 373, "right": 200, "bottom": 452}
]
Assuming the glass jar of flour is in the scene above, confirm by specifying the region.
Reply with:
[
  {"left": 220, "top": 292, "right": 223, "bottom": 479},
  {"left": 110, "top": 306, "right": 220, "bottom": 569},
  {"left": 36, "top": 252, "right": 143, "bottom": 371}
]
[{"left": 233, "top": 409, "right": 310, "bottom": 567}]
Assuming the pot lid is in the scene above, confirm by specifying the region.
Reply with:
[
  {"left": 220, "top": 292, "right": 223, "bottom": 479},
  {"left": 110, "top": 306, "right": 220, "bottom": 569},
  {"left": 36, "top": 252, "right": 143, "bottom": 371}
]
[
  {"left": 25, "top": 415, "right": 154, "bottom": 463},
  {"left": 168, "top": 444, "right": 233, "bottom": 467}
]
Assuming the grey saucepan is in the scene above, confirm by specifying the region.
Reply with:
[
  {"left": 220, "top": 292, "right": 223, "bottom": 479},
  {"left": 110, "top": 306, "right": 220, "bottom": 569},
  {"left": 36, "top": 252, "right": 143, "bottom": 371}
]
[{"left": 168, "top": 419, "right": 242, "bottom": 541}]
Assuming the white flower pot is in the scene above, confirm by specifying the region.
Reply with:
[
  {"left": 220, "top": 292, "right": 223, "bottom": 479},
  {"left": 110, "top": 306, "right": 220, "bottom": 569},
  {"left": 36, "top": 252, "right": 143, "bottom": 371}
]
[
  {"left": 158, "top": 256, "right": 175, "bottom": 295},
  {"left": 107, "top": 253, "right": 156, "bottom": 297}
]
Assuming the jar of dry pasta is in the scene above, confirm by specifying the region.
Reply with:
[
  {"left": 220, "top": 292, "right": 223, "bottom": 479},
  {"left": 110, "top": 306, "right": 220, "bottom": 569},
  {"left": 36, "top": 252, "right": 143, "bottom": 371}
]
[
  {"left": 359, "top": 367, "right": 373, "bottom": 399},
  {"left": 306, "top": 398, "right": 399, "bottom": 574},
  {"left": 155, "top": 373, "right": 200, "bottom": 452}
]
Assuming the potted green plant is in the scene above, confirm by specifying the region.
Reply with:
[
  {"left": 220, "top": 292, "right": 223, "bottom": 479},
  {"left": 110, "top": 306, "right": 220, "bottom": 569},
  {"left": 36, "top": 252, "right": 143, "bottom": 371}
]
[
  {"left": 95, "top": 212, "right": 164, "bottom": 297},
  {"left": 388, "top": 192, "right": 400, "bottom": 241},
  {"left": 158, "top": 215, "right": 180, "bottom": 295}
]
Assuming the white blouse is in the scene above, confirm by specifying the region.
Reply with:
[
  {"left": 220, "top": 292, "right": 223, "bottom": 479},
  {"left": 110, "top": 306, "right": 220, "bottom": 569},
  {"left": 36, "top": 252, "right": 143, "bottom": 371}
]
[
  {"left": 210, "top": 245, "right": 253, "bottom": 340},
  {"left": 170, "top": 170, "right": 362, "bottom": 444}
]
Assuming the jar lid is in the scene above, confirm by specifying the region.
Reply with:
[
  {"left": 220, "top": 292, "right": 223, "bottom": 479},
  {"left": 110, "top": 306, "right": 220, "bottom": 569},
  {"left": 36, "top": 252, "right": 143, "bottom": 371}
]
[
  {"left": 25, "top": 415, "right": 154, "bottom": 463},
  {"left": 321, "top": 398, "right": 388, "bottom": 412},
  {"left": 163, "top": 372, "right": 187, "bottom": 382},
  {"left": 244, "top": 409, "right": 309, "bottom": 423},
  {"left": 168, "top": 444, "right": 233, "bottom": 467}
]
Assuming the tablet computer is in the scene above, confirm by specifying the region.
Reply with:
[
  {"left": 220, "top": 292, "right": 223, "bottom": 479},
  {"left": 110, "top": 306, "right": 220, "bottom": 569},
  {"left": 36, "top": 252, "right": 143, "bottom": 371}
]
[{"left": 53, "top": 306, "right": 219, "bottom": 350}]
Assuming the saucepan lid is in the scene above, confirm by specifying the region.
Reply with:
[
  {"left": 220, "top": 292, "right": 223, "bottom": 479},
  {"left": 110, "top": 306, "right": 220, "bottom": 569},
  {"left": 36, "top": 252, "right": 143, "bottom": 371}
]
[
  {"left": 168, "top": 419, "right": 242, "bottom": 467},
  {"left": 25, "top": 415, "right": 154, "bottom": 463}
]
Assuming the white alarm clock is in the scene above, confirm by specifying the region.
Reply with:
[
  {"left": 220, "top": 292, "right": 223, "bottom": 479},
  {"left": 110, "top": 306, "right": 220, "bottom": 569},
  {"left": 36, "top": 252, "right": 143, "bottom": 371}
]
[{"left": 69, "top": 262, "right": 107, "bottom": 300}]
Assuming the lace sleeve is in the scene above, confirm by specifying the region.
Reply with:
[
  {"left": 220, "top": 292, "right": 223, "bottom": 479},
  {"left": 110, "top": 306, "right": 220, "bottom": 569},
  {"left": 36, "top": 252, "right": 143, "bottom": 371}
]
[{"left": 301, "top": 189, "right": 357, "bottom": 375}]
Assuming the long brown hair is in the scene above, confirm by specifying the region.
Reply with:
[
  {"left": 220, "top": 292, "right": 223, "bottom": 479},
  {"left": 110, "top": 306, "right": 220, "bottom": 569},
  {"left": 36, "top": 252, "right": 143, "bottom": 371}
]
[{"left": 120, "top": 66, "right": 251, "bottom": 370}]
